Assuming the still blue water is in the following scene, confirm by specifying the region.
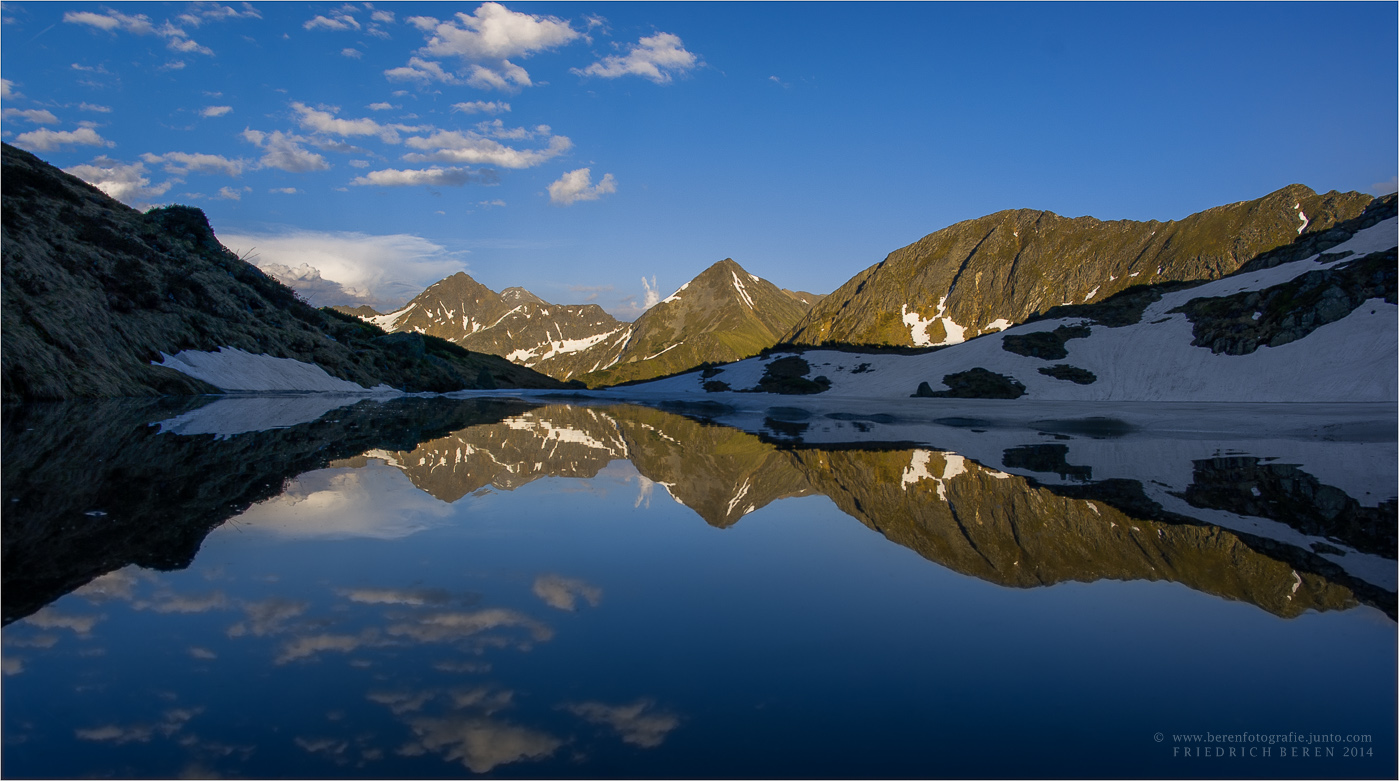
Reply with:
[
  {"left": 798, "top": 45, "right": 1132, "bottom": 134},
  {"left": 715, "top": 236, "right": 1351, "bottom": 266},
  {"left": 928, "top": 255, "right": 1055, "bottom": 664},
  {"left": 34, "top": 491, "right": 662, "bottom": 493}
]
[{"left": 2, "top": 398, "right": 1394, "bottom": 778}]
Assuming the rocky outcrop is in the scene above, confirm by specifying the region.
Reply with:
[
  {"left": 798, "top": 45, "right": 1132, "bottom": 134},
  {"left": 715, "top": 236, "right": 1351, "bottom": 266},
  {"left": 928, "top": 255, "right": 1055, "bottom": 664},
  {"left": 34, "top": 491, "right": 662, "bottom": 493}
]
[
  {"left": 784, "top": 184, "right": 1372, "bottom": 348},
  {"left": 0, "top": 143, "right": 564, "bottom": 400}
]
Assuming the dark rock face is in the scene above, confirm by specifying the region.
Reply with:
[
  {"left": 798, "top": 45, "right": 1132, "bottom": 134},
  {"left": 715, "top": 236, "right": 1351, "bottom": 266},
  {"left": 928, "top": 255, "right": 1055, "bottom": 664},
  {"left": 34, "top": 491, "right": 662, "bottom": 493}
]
[
  {"left": 1037, "top": 364, "right": 1097, "bottom": 384},
  {"left": 1174, "top": 248, "right": 1395, "bottom": 355},
  {"left": 0, "top": 143, "right": 564, "bottom": 400},
  {"left": 750, "top": 355, "right": 831, "bottom": 395},
  {"left": 1002, "top": 324, "right": 1092, "bottom": 359},
  {"left": 786, "top": 184, "right": 1372, "bottom": 348},
  {"left": 914, "top": 368, "right": 1027, "bottom": 399}
]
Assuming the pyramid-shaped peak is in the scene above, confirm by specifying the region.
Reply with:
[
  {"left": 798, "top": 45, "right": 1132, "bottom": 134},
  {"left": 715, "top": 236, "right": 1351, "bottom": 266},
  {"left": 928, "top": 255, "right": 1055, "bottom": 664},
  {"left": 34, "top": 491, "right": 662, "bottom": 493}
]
[{"left": 501, "top": 287, "right": 548, "bottom": 305}]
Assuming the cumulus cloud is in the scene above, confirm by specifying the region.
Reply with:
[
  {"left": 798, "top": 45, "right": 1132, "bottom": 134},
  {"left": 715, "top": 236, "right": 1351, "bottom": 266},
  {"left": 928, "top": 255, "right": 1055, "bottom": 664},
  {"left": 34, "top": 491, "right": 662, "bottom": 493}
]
[
  {"left": 2, "top": 108, "right": 59, "bottom": 124},
  {"left": 226, "top": 597, "right": 308, "bottom": 638},
  {"left": 575, "top": 32, "right": 698, "bottom": 84},
  {"left": 242, "top": 128, "right": 330, "bottom": 173},
  {"left": 79, "top": 102, "right": 112, "bottom": 112},
  {"left": 342, "top": 47, "right": 363, "bottom": 59},
  {"left": 350, "top": 166, "right": 481, "bottom": 188},
  {"left": 270, "top": 187, "right": 298, "bottom": 194},
  {"left": 1371, "top": 175, "right": 1397, "bottom": 196},
  {"left": 452, "top": 100, "right": 510, "bottom": 114},
  {"left": 371, "top": 10, "right": 395, "bottom": 24},
  {"left": 25, "top": 608, "right": 102, "bottom": 636},
  {"left": 216, "top": 185, "right": 245, "bottom": 200},
  {"left": 13, "top": 126, "right": 112, "bottom": 152},
  {"left": 64, "top": 158, "right": 174, "bottom": 206},
  {"left": 531, "top": 575, "right": 601, "bottom": 612},
  {"left": 178, "top": 3, "right": 262, "bottom": 27},
  {"left": 403, "top": 128, "right": 569, "bottom": 169},
  {"left": 385, "top": 56, "right": 465, "bottom": 86},
  {"left": 339, "top": 588, "right": 455, "bottom": 607},
  {"left": 547, "top": 167, "right": 616, "bottom": 205},
  {"left": 292, "top": 101, "right": 404, "bottom": 143},
  {"left": 202, "top": 105, "right": 233, "bottom": 117},
  {"left": 391, "top": 3, "right": 579, "bottom": 93},
  {"left": 141, "top": 151, "right": 245, "bottom": 177},
  {"left": 304, "top": 9, "right": 360, "bottom": 31},
  {"left": 563, "top": 700, "right": 680, "bottom": 747},
  {"left": 1, "top": 79, "right": 21, "bottom": 100},
  {"left": 367, "top": 102, "right": 396, "bottom": 111}
]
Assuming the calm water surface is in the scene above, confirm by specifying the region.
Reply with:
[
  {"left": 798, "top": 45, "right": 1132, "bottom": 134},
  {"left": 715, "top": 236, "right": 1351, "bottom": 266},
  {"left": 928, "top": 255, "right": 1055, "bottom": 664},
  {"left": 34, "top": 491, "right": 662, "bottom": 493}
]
[{"left": 3, "top": 396, "right": 1394, "bottom": 778}]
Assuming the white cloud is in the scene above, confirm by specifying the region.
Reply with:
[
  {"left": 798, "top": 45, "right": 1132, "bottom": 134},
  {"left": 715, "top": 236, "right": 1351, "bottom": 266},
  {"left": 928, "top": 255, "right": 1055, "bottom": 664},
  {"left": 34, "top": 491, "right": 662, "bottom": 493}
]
[
  {"left": 160, "top": 60, "right": 188, "bottom": 71},
  {"left": 13, "top": 126, "right": 112, "bottom": 152},
  {"left": 421, "top": 3, "right": 578, "bottom": 61},
  {"left": 218, "top": 231, "right": 466, "bottom": 310},
  {"left": 367, "top": 102, "right": 396, "bottom": 111},
  {"left": 304, "top": 9, "right": 360, "bottom": 31},
  {"left": 178, "top": 3, "right": 262, "bottom": 27},
  {"left": 391, "top": 4, "right": 579, "bottom": 94},
  {"left": 64, "top": 158, "right": 174, "bottom": 205},
  {"left": 348, "top": 159, "right": 372, "bottom": 168},
  {"left": 351, "top": 166, "right": 478, "bottom": 187},
  {"left": 1, "top": 79, "right": 21, "bottom": 100},
  {"left": 465, "top": 60, "right": 531, "bottom": 92},
  {"left": 270, "top": 187, "right": 298, "bottom": 194},
  {"left": 64, "top": 9, "right": 157, "bottom": 34},
  {"left": 292, "top": 101, "right": 402, "bottom": 143},
  {"left": 575, "top": 32, "right": 698, "bottom": 84},
  {"left": 385, "top": 56, "right": 464, "bottom": 85},
  {"left": 242, "top": 128, "right": 330, "bottom": 172},
  {"left": 397, "top": 715, "right": 561, "bottom": 774},
  {"left": 342, "top": 47, "right": 363, "bottom": 59},
  {"left": 403, "top": 129, "right": 570, "bottom": 169},
  {"left": 371, "top": 10, "right": 396, "bottom": 24},
  {"left": 64, "top": 9, "right": 214, "bottom": 56},
  {"left": 2, "top": 108, "right": 59, "bottom": 124},
  {"left": 79, "top": 102, "right": 113, "bottom": 113},
  {"left": 1371, "top": 175, "right": 1397, "bottom": 196},
  {"left": 641, "top": 275, "right": 659, "bottom": 309},
  {"left": 141, "top": 151, "right": 245, "bottom": 176},
  {"left": 201, "top": 105, "right": 233, "bottom": 117},
  {"left": 452, "top": 100, "right": 510, "bottom": 114},
  {"left": 547, "top": 167, "right": 616, "bottom": 205},
  {"left": 216, "top": 186, "right": 243, "bottom": 200}
]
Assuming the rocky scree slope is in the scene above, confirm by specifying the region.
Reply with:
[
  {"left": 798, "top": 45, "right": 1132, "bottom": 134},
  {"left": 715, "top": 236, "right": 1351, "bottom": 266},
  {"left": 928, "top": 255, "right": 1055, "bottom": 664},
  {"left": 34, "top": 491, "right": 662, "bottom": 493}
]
[
  {"left": 785, "top": 184, "right": 1371, "bottom": 349},
  {"left": 0, "top": 143, "right": 563, "bottom": 401}
]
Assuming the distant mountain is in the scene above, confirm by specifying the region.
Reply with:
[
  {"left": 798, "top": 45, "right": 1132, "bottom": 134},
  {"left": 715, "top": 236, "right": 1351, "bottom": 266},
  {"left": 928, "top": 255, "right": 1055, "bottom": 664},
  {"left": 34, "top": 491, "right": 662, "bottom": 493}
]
[
  {"left": 357, "top": 258, "right": 817, "bottom": 387},
  {"left": 785, "top": 184, "right": 1372, "bottom": 348},
  {"left": 637, "top": 193, "right": 1397, "bottom": 403},
  {"left": 0, "top": 143, "right": 564, "bottom": 401},
  {"left": 577, "top": 258, "right": 815, "bottom": 386},
  {"left": 348, "top": 272, "right": 629, "bottom": 381}
]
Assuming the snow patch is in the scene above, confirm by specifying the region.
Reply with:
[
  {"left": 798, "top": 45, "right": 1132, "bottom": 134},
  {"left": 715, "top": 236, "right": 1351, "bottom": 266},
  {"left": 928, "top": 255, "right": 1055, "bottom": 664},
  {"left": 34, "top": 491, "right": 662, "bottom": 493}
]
[
  {"left": 661, "top": 282, "right": 689, "bottom": 305},
  {"left": 155, "top": 347, "right": 395, "bottom": 393},
  {"left": 731, "top": 271, "right": 755, "bottom": 308},
  {"left": 902, "top": 297, "right": 966, "bottom": 347}
]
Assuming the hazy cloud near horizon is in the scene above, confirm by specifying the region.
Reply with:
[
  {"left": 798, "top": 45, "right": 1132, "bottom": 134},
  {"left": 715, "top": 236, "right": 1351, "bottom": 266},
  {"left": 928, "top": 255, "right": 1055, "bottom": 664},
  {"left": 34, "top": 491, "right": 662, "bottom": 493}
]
[{"left": 219, "top": 229, "right": 467, "bottom": 310}]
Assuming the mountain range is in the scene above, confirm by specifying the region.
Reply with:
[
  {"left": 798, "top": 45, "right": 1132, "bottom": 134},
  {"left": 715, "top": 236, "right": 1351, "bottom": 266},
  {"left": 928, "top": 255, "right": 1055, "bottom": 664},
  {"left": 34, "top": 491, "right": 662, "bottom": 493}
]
[
  {"left": 343, "top": 183, "right": 1372, "bottom": 389},
  {"left": 339, "top": 258, "right": 822, "bottom": 387}
]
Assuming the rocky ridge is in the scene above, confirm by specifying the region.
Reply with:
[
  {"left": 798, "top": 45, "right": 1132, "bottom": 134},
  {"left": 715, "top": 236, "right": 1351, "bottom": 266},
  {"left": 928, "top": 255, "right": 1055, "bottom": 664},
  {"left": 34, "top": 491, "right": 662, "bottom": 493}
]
[
  {"left": 784, "top": 184, "right": 1372, "bottom": 348},
  {"left": 0, "top": 143, "right": 564, "bottom": 400}
]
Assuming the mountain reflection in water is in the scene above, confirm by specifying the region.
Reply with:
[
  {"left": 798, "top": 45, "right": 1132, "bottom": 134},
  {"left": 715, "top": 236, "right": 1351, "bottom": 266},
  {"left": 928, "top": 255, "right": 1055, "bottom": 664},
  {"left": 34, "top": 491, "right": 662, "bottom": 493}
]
[{"left": 2, "top": 396, "right": 1395, "bottom": 779}]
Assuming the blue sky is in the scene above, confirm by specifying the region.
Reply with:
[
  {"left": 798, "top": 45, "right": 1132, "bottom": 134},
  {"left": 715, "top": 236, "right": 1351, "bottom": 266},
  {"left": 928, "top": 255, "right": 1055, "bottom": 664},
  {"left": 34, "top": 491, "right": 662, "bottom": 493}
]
[{"left": 3, "top": 2, "right": 1396, "bottom": 318}]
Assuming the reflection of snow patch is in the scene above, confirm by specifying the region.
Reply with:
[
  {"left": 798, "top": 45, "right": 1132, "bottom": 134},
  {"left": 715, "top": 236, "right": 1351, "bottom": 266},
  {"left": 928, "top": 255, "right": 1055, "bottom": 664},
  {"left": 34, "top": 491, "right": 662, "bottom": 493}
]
[
  {"left": 901, "top": 450, "right": 933, "bottom": 488},
  {"left": 725, "top": 478, "right": 753, "bottom": 517}
]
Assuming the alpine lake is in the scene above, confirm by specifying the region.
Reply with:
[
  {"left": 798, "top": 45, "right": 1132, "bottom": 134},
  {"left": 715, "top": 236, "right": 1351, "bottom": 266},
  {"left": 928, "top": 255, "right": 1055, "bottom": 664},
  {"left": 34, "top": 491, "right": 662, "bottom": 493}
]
[{"left": 2, "top": 393, "right": 1395, "bottom": 780}]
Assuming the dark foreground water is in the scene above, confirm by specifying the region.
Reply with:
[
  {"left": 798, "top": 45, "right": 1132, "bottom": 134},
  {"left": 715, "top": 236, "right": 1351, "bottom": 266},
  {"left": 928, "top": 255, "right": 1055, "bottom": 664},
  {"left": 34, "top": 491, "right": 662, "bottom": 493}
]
[{"left": 3, "top": 396, "right": 1395, "bottom": 779}]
